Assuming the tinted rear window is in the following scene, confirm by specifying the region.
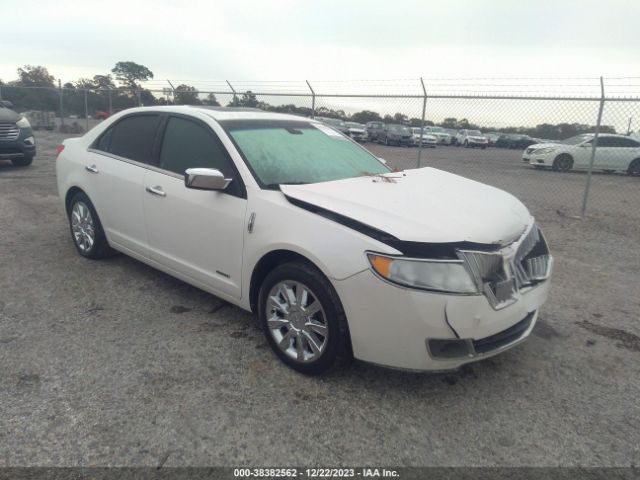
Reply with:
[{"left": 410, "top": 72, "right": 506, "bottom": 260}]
[{"left": 107, "top": 114, "right": 160, "bottom": 163}]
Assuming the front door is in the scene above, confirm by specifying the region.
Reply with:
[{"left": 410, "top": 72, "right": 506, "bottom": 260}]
[{"left": 142, "top": 115, "right": 247, "bottom": 299}]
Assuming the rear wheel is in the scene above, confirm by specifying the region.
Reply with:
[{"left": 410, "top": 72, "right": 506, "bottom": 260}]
[
  {"left": 628, "top": 158, "right": 640, "bottom": 176},
  {"left": 11, "top": 155, "right": 33, "bottom": 167},
  {"left": 68, "top": 192, "right": 114, "bottom": 259},
  {"left": 258, "top": 261, "right": 351, "bottom": 375},
  {"left": 552, "top": 154, "right": 573, "bottom": 172}
]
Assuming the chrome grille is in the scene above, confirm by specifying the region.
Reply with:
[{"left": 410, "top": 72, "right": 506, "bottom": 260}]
[
  {"left": 0, "top": 123, "right": 19, "bottom": 141},
  {"left": 458, "top": 222, "right": 551, "bottom": 309}
]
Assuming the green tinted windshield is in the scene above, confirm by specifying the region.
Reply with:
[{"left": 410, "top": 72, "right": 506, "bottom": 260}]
[{"left": 222, "top": 120, "right": 389, "bottom": 187}]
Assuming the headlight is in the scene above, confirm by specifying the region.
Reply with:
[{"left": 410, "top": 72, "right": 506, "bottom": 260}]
[
  {"left": 367, "top": 253, "right": 478, "bottom": 294},
  {"left": 16, "top": 116, "right": 31, "bottom": 128},
  {"left": 534, "top": 147, "right": 555, "bottom": 154}
]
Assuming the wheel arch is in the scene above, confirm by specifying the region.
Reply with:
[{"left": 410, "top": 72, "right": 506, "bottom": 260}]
[
  {"left": 64, "top": 186, "right": 85, "bottom": 215},
  {"left": 249, "top": 249, "right": 321, "bottom": 313}
]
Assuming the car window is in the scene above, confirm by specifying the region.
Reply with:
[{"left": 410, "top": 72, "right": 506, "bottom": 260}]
[
  {"left": 159, "top": 116, "right": 234, "bottom": 177},
  {"left": 107, "top": 114, "right": 160, "bottom": 163},
  {"left": 604, "top": 137, "right": 640, "bottom": 148}
]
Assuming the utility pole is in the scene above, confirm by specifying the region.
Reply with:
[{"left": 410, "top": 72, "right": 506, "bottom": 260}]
[{"left": 581, "top": 76, "right": 605, "bottom": 218}]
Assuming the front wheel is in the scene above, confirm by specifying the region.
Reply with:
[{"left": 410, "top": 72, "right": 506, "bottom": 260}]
[
  {"left": 628, "top": 158, "right": 640, "bottom": 176},
  {"left": 11, "top": 155, "right": 33, "bottom": 167},
  {"left": 552, "top": 154, "right": 573, "bottom": 172},
  {"left": 258, "top": 262, "right": 351, "bottom": 375}
]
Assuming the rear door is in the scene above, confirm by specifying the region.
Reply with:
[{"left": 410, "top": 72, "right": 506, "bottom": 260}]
[
  {"left": 88, "top": 113, "right": 161, "bottom": 255},
  {"left": 142, "top": 115, "right": 247, "bottom": 298}
]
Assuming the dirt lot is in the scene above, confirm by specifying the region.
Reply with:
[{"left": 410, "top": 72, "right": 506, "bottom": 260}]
[{"left": 0, "top": 130, "right": 639, "bottom": 467}]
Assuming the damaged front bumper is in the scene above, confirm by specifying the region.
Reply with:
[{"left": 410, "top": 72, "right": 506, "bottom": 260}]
[{"left": 334, "top": 268, "right": 550, "bottom": 371}]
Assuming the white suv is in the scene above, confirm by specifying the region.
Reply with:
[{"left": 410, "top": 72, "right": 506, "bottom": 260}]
[
  {"left": 523, "top": 134, "right": 640, "bottom": 174},
  {"left": 56, "top": 106, "right": 552, "bottom": 374},
  {"left": 456, "top": 129, "right": 489, "bottom": 149}
]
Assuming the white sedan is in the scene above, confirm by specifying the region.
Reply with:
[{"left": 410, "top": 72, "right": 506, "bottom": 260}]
[
  {"left": 56, "top": 106, "right": 552, "bottom": 374},
  {"left": 523, "top": 133, "right": 640, "bottom": 174}
]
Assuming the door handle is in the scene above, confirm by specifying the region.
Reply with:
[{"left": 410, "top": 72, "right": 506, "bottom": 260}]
[
  {"left": 145, "top": 185, "right": 166, "bottom": 197},
  {"left": 85, "top": 164, "right": 99, "bottom": 174}
]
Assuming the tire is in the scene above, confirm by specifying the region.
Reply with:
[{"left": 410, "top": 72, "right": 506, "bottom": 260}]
[
  {"left": 627, "top": 158, "right": 640, "bottom": 176},
  {"left": 11, "top": 155, "right": 33, "bottom": 167},
  {"left": 258, "top": 261, "right": 351, "bottom": 375},
  {"left": 68, "top": 191, "right": 114, "bottom": 259},
  {"left": 552, "top": 154, "right": 573, "bottom": 172}
]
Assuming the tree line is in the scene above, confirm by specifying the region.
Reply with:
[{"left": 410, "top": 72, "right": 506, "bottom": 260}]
[{"left": 0, "top": 63, "right": 615, "bottom": 139}]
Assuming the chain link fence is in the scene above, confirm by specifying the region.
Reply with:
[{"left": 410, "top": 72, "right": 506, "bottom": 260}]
[{"left": 1, "top": 78, "right": 639, "bottom": 220}]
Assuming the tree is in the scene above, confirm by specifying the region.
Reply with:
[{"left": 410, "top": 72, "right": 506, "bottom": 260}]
[
  {"left": 174, "top": 84, "right": 201, "bottom": 105},
  {"left": 16, "top": 65, "right": 55, "bottom": 87},
  {"left": 92, "top": 74, "right": 116, "bottom": 90},
  {"left": 203, "top": 92, "right": 220, "bottom": 106},
  {"left": 441, "top": 117, "right": 458, "bottom": 128},
  {"left": 351, "top": 110, "right": 382, "bottom": 124},
  {"left": 393, "top": 112, "right": 409, "bottom": 124},
  {"left": 111, "top": 61, "right": 153, "bottom": 90},
  {"left": 229, "top": 90, "right": 259, "bottom": 108}
]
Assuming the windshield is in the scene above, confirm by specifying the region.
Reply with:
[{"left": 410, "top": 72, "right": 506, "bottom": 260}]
[
  {"left": 562, "top": 134, "right": 592, "bottom": 145},
  {"left": 468, "top": 130, "right": 482, "bottom": 136},
  {"left": 222, "top": 120, "right": 390, "bottom": 188}
]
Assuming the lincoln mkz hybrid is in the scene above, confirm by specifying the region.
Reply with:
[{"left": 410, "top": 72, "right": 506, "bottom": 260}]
[{"left": 56, "top": 106, "right": 553, "bottom": 374}]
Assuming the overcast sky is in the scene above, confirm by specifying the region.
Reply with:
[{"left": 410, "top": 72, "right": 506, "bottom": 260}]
[{"left": 2, "top": 0, "right": 639, "bottom": 86}]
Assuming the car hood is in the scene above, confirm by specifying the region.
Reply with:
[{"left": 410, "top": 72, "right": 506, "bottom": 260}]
[
  {"left": 528, "top": 142, "right": 561, "bottom": 149},
  {"left": 0, "top": 108, "right": 20, "bottom": 123},
  {"left": 281, "top": 168, "right": 531, "bottom": 245}
]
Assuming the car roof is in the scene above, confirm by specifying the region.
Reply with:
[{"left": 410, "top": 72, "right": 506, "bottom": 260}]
[{"left": 120, "top": 105, "right": 313, "bottom": 123}]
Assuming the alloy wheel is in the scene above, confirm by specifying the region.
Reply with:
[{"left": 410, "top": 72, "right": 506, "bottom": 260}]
[
  {"left": 71, "top": 201, "right": 95, "bottom": 253},
  {"left": 266, "top": 280, "right": 328, "bottom": 363}
]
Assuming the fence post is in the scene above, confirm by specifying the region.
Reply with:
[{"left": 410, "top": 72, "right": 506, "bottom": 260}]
[
  {"left": 580, "top": 76, "right": 605, "bottom": 218},
  {"left": 226, "top": 80, "right": 237, "bottom": 104},
  {"left": 108, "top": 89, "right": 113, "bottom": 113},
  {"left": 136, "top": 90, "right": 142, "bottom": 107},
  {"left": 58, "top": 80, "right": 65, "bottom": 128},
  {"left": 0, "top": 84, "right": 3, "bottom": 101},
  {"left": 167, "top": 80, "right": 176, "bottom": 104},
  {"left": 84, "top": 89, "right": 89, "bottom": 131},
  {"left": 306, "top": 80, "right": 316, "bottom": 119},
  {"left": 417, "top": 77, "right": 427, "bottom": 168}
]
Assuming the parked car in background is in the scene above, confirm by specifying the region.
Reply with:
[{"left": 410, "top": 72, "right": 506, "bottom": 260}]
[
  {"left": 377, "top": 124, "right": 413, "bottom": 146},
  {"left": 486, "top": 132, "right": 502, "bottom": 146},
  {"left": 345, "top": 121, "right": 368, "bottom": 142},
  {"left": 424, "top": 126, "right": 452, "bottom": 145},
  {"left": 315, "top": 116, "right": 350, "bottom": 135},
  {"left": 410, "top": 127, "right": 437, "bottom": 147},
  {"left": 443, "top": 128, "right": 459, "bottom": 145},
  {"left": 456, "top": 129, "right": 489, "bottom": 149},
  {"left": 495, "top": 134, "right": 536, "bottom": 150},
  {"left": 96, "top": 109, "right": 124, "bottom": 120},
  {"left": 366, "top": 121, "right": 385, "bottom": 142},
  {"left": 0, "top": 100, "right": 36, "bottom": 166},
  {"left": 56, "top": 105, "right": 553, "bottom": 374},
  {"left": 523, "top": 133, "right": 640, "bottom": 175}
]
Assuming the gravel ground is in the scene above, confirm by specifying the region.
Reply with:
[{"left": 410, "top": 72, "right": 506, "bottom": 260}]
[{"left": 0, "top": 131, "right": 638, "bottom": 467}]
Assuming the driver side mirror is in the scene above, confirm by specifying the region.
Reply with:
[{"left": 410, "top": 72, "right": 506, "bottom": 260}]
[{"left": 184, "top": 168, "right": 232, "bottom": 191}]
